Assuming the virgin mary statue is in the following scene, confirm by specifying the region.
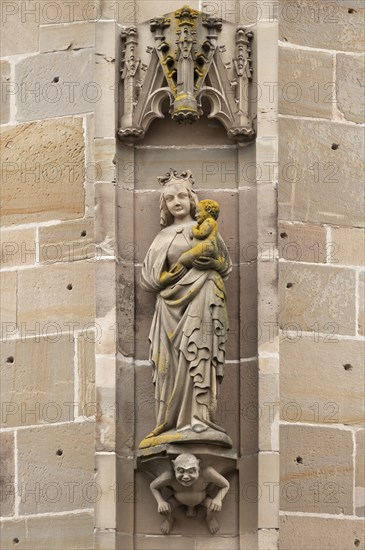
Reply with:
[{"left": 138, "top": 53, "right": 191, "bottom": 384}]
[{"left": 139, "top": 169, "right": 232, "bottom": 449}]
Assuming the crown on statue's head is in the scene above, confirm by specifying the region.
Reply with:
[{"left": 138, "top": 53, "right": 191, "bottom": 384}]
[{"left": 158, "top": 168, "right": 195, "bottom": 187}]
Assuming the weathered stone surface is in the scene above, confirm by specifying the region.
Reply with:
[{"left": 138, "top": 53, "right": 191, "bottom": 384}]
[
  {"left": 134, "top": 147, "right": 239, "bottom": 190},
  {"left": 38, "top": 0, "right": 97, "bottom": 23},
  {"left": 258, "top": 529, "right": 279, "bottom": 550},
  {"left": 39, "top": 219, "right": 95, "bottom": 263},
  {"left": 117, "top": 262, "right": 135, "bottom": 357},
  {"left": 17, "top": 261, "right": 95, "bottom": 330},
  {"left": 95, "top": 259, "right": 116, "bottom": 355},
  {"left": 258, "top": 453, "right": 279, "bottom": 528},
  {"left": 337, "top": 54, "right": 365, "bottom": 123},
  {"left": 17, "top": 422, "right": 94, "bottom": 514},
  {"left": 95, "top": 530, "right": 116, "bottom": 549},
  {"left": 278, "top": 118, "right": 365, "bottom": 227},
  {"left": 359, "top": 271, "right": 365, "bottom": 336},
  {"left": 0, "top": 228, "right": 36, "bottom": 268},
  {"left": 0, "top": 432, "right": 15, "bottom": 517},
  {"left": 259, "top": 373, "right": 279, "bottom": 452},
  {"left": 355, "top": 429, "right": 365, "bottom": 517},
  {"left": 239, "top": 262, "right": 258, "bottom": 359},
  {"left": 278, "top": 222, "right": 327, "bottom": 263},
  {"left": 239, "top": 359, "right": 258, "bottom": 456},
  {"left": 239, "top": 186, "right": 257, "bottom": 262},
  {"left": 0, "top": 1, "right": 39, "bottom": 56},
  {"left": 280, "top": 337, "right": 365, "bottom": 425},
  {"left": 0, "top": 271, "right": 17, "bottom": 339},
  {"left": 95, "top": 453, "right": 116, "bottom": 529},
  {"left": 0, "top": 60, "right": 11, "bottom": 124},
  {"left": 279, "top": 0, "right": 365, "bottom": 53},
  {"left": 330, "top": 227, "right": 365, "bottom": 266},
  {"left": 280, "top": 515, "right": 365, "bottom": 550},
  {"left": 116, "top": 358, "right": 135, "bottom": 454},
  {"left": 280, "top": 425, "right": 353, "bottom": 514},
  {"left": 1, "top": 336, "right": 74, "bottom": 428},
  {"left": 95, "top": 138, "right": 116, "bottom": 182},
  {"left": 77, "top": 334, "right": 96, "bottom": 418},
  {"left": 0, "top": 512, "right": 94, "bottom": 549},
  {"left": 142, "top": 110, "right": 234, "bottom": 147},
  {"left": 95, "top": 22, "right": 116, "bottom": 138},
  {"left": 1, "top": 117, "right": 85, "bottom": 226},
  {"left": 279, "top": 47, "right": 333, "bottom": 118},
  {"left": 279, "top": 262, "right": 356, "bottom": 335},
  {"left": 95, "top": 183, "right": 116, "bottom": 256},
  {"left": 40, "top": 22, "right": 95, "bottom": 52},
  {"left": 96, "top": 386, "right": 115, "bottom": 452},
  {"left": 225, "top": 266, "right": 239, "bottom": 360},
  {"left": 15, "top": 50, "right": 94, "bottom": 122}
]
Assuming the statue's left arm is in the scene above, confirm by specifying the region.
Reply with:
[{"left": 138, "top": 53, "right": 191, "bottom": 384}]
[{"left": 203, "top": 466, "right": 230, "bottom": 512}]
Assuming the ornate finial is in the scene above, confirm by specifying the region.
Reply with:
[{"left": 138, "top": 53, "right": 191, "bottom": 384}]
[{"left": 158, "top": 168, "right": 195, "bottom": 187}]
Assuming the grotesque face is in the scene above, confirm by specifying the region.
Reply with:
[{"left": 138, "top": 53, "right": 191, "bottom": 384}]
[
  {"left": 173, "top": 454, "right": 200, "bottom": 486},
  {"left": 163, "top": 183, "right": 192, "bottom": 221}
]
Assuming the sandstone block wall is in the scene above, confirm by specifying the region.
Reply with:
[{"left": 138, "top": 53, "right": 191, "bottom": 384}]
[
  {"left": 1, "top": 1, "right": 364, "bottom": 549},
  {"left": 278, "top": 1, "right": 365, "bottom": 548},
  {"left": 0, "top": 2, "right": 116, "bottom": 548}
]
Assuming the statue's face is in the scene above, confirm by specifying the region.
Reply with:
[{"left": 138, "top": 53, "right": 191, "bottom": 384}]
[
  {"left": 163, "top": 183, "right": 191, "bottom": 221},
  {"left": 196, "top": 203, "right": 209, "bottom": 224},
  {"left": 173, "top": 456, "right": 200, "bottom": 486}
]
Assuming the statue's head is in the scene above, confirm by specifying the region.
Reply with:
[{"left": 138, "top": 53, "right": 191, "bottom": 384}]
[
  {"left": 172, "top": 453, "right": 201, "bottom": 486},
  {"left": 158, "top": 169, "right": 198, "bottom": 227},
  {"left": 196, "top": 199, "right": 220, "bottom": 224}
]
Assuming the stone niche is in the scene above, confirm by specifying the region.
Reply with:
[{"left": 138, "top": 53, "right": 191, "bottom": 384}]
[{"left": 116, "top": 6, "right": 259, "bottom": 549}]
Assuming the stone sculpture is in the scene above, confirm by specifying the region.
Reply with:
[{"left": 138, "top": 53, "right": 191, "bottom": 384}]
[
  {"left": 139, "top": 169, "right": 232, "bottom": 449},
  {"left": 118, "top": 6, "right": 255, "bottom": 142},
  {"left": 150, "top": 453, "right": 230, "bottom": 534}
]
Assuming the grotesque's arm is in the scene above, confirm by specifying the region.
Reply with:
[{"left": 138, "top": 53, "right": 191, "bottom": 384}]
[
  {"left": 150, "top": 471, "right": 174, "bottom": 514},
  {"left": 203, "top": 467, "right": 230, "bottom": 512},
  {"left": 192, "top": 218, "right": 216, "bottom": 239}
]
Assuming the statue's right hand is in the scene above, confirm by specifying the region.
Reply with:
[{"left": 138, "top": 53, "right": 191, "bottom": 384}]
[
  {"left": 158, "top": 501, "right": 171, "bottom": 515},
  {"left": 159, "top": 265, "right": 188, "bottom": 287}
]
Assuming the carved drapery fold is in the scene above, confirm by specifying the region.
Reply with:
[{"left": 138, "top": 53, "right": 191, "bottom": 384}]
[{"left": 118, "top": 6, "right": 255, "bottom": 143}]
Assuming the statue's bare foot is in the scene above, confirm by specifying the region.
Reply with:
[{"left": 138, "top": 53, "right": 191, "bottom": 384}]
[
  {"left": 186, "top": 506, "right": 197, "bottom": 518},
  {"left": 160, "top": 517, "right": 173, "bottom": 535},
  {"left": 207, "top": 515, "right": 220, "bottom": 534}
]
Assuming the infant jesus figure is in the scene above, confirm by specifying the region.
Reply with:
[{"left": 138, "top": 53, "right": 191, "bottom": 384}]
[
  {"left": 175, "top": 199, "right": 221, "bottom": 270},
  {"left": 150, "top": 453, "right": 230, "bottom": 535}
]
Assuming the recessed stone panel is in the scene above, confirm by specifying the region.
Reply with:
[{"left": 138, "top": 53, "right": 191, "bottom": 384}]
[
  {"left": 337, "top": 53, "right": 365, "bottom": 124},
  {"left": 1, "top": 117, "right": 85, "bottom": 226},
  {"left": 134, "top": 147, "right": 238, "bottom": 190}
]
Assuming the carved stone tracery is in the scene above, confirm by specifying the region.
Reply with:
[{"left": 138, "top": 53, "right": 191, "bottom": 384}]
[{"left": 118, "top": 5, "right": 255, "bottom": 143}]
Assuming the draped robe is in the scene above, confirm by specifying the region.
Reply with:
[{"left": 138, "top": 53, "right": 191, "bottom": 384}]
[{"left": 140, "top": 221, "right": 232, "bottom": 439}]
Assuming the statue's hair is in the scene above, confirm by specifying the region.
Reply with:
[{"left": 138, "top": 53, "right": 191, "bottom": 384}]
[
  {"left": 160, "top": 184, "right": 198, "bottom": 228},
  {"left": 198, "top": 199, "right": 220, "bottom": 220}
]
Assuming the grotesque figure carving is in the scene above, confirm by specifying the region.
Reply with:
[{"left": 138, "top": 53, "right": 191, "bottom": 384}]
[{"left": 150, "top": 453, "right": 230, "bottom": 535}]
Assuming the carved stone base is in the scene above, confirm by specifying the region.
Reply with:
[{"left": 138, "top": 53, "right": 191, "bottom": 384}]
[{"left": 138, "top": 428, "right": 233, "bottom": 450}]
